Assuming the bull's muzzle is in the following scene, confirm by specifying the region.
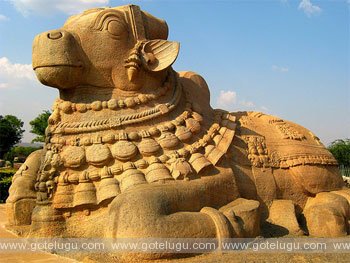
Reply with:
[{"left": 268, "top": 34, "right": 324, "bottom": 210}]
[{"left": 32, "top": 29, "right": 84, "bottom": 89}]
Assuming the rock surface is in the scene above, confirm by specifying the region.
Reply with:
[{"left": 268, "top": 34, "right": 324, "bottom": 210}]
[
  {"left": 267, "top": 200, "right": 303, "bottom": 236},
  {"left": 4, "top": 4, "right": 350, "bottom": 262},
  {"left": 304, "top": 192, "right": 349, "bottom": 237}
]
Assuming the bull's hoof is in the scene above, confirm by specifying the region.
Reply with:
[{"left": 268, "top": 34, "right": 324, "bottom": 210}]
[
  {"left": 303, "top": 192, "right": 349, "bottom": 237},
  {"left": 219, "top": 198, "right": 260, "bottom": 237},
  {"left": 267, "top": 199, "right": 304, "bottom": 236}
]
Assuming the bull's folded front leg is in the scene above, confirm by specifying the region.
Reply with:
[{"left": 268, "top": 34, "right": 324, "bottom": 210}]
[
  {"left": 6, "top": 150, "right": 42, "bottom": 228},
  {"left": 106, "top": 170, "right": 237, "bottom": 240}
]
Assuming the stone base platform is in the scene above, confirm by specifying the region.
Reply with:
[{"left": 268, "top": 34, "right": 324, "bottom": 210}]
[{"left": 0, "top": 205, "right": 348, "bottom": 263}]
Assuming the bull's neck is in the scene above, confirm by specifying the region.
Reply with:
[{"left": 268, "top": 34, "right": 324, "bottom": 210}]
[
  {"left": 48, "top": 70, "right": 188, "bottom": 135},
  {"left": 58, "top": 72, "right": 171, "bottom": 103}
]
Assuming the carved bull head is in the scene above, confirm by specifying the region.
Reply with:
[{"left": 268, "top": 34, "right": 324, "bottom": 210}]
[{"left": 32, "top": 5, "right": 180, "bottom": 92}]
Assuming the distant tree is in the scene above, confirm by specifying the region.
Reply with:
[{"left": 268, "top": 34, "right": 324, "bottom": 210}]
[
  {"left": 0, "top": 115, "right": 24, "bottom": 158},
  {"left": 30, "top": 110, "right": 51, "bottom": 143},
  {"left": 4, "top": 146, "right": 41, "bottom": 163},
  {"left": 328, "top": 139, "right": 350, "bottom": 166}
]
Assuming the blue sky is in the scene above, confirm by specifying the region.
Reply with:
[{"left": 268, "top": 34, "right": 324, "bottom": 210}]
[{"left": 0, "top": 0, "right": 349, "bottom": 145}]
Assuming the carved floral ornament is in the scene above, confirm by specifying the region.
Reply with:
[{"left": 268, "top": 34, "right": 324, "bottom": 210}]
[
  {"left": 241, "top": 135, "right": 337, "bottom": 169},
  {"left": 240, "top": 112, "right": 338, "bottom": 169}
]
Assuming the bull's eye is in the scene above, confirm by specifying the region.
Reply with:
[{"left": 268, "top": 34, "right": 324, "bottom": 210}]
[{"left": 106, "top": 20, "right": 125, "bottom": 38}]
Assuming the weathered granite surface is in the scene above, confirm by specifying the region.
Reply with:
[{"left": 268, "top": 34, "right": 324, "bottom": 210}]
[{"left": 6, "top": 4, "right": 349, "bottom": 262}]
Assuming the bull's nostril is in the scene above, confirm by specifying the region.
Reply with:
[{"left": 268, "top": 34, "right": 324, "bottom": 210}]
[{"left": 47, "top": 31, "right": 63, "bottom": 40}]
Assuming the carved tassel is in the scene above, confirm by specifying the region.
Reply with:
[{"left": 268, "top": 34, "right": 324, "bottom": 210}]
[{"left": 127, "top": 67, "right": 138, "bottom": 82}]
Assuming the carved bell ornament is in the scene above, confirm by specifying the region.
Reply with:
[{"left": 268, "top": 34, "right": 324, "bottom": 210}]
[
  {"left": 73, "top": 172, "right": 97, "bottom": 207},
  {"left": 157, "top": 132, "right": 180, "bottom": 150},
  {"left": 138, "top": 137, "right": 161, "bottom": 156},
  {"left": 189, "top": 153, "right": 212, "bottom": 174},
  {"left": 97, "top": 170, "right": 120, "bottom": 204},
  {"left": 97, "top": 177, "right": 120, "bottom": 204},
  {"left": 97, "top": 167, "right": 120, "bottom": 204},
  {"left": 53, "top": 175, "right": 74, "bottom": 209},
  {"left": 145, "top": 160, "right": 173, "bottom": 183},
  {"left": 118, "top": 163, "right": 147, "bottom": 192},
  {"left": 175, "top": 125, "right": 192, "bottom": 142},
  {"left": 191, "top": 112, "right": 203, "bottom": 123},
  {"left": 185, "top": 118, "right": 201, "bottom": 134},
  {"left": 45, "top": 180, "right": 55, "bottom": 196}
]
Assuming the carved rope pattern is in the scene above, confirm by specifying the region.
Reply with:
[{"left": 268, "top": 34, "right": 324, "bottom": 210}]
[{"left": 51, "top": 79, "right": 182, "bottom": 135}]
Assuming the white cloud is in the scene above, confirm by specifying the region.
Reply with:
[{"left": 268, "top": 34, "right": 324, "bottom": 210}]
[
  {"left": 216, "top": 90, "right": 267, "bottom": 112},
  {"left": 0, "top": 14, "right": 9, "bottom": 21},
  {"left": 260, "top": 106, "right": 269, "bottom": 112},
  {"left": 217, "top": 90, "right": 237, "bottom": 109},
  {"left": 0, "top": 56, "right": 57, "bottom": 142},
  {"left": 272, "top": 65, "right": 289, "bottom": 73},
  {"left": 0, "top": 57, "right": 35, "bottom": 83},
  {"left": 0, "top": 83, "right": 9, "bottom": 89},
  {"left": 10, "top": 0, "right": 109, "bottom": 16},
  {"left": 298, "top": 0, "right": 322, "bottom": 17},
  {"left": 239, "top": 100, "right": 255, "bottom": 108}
]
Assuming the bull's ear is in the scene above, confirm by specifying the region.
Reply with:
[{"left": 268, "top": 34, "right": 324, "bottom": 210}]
[{"left": 141, "top": 40, "right": 180, "bottom": 72}]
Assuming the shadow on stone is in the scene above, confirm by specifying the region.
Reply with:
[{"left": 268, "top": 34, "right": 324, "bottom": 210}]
[{"left": 261, "top": 221, "right": 289, "bottom": 237}]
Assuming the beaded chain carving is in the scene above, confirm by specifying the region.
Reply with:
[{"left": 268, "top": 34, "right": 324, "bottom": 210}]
[
  {"left": 48, "top": 70, "right": 175, "bottom": 126},
  {"left": 50, "top": 72, "right": 182, "bottom": 135},
  {"left": 36, "top": 110, "right": 237, "bottom": 208}
]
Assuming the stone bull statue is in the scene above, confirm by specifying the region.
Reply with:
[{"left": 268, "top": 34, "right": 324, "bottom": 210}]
[{"left": 6, "top": 4, "right": 349, "bottom": 253}]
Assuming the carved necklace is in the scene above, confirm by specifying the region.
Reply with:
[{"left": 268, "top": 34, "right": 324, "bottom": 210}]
[
  {"left": 50, "top": 73, "right": 182, "bottom": 135},
  {"left": 38, "top": 109, "right": 237, "bottom": 208},
  {"left": 49, "top": 108, "right": 202, "bottom": 146},
  {"left": 37, "top": 67, "right": 237, "bottom": 208},
  {"left": 57, "top": 71, "right": 173, "bottom": 113}
]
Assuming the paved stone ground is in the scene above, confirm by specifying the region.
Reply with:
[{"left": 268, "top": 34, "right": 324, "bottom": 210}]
[
  {"left": 1, "top": 204, "right": 349, "bottom": 263},
  {"left": 0, "top": 204, "right": 77, "bottom": 263}
]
